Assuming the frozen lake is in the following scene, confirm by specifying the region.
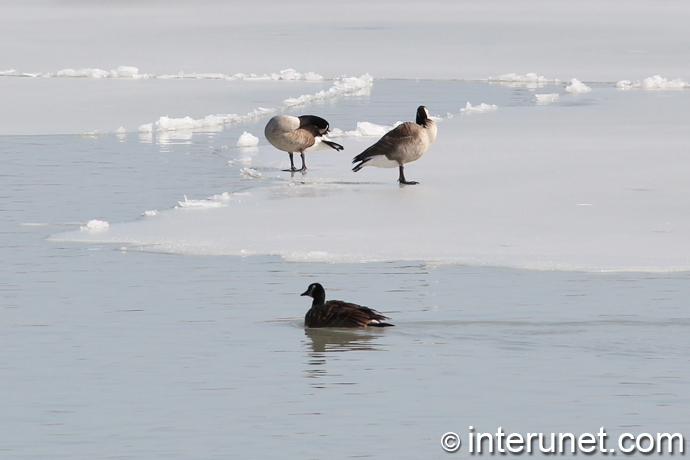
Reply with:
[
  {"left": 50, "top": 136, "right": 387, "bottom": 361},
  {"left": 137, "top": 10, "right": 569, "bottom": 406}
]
[
  {"left": 4, "top": 76, "right": 690, "bottom": 458},
  {"left": 2, "top": 1, "right": 690, "bottom": 458}
]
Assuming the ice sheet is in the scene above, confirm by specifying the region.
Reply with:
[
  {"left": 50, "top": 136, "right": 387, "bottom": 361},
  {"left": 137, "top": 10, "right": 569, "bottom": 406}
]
[
  {"left": 51, "top": 82, "right": 690, "bottom": 271},
  {"left": 2, "top": 1, "right": 690, "bottom": 81}
]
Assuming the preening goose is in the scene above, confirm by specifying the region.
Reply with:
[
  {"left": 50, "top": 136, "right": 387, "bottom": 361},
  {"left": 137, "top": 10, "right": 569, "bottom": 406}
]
[
  {"left": 264, "top": 114, "right": 344, "bottom": 172},
  {"left": 301, "top": 283, "right": 394, "bottom": 328},
  {"left": 352, "top": 106, "right": 437, "bottom": 185}
]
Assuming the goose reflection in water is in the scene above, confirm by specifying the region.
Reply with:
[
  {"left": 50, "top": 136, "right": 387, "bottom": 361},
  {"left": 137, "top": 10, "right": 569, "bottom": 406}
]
[{"left": 302, "top": 328, "right": 389, "bottom": 384}]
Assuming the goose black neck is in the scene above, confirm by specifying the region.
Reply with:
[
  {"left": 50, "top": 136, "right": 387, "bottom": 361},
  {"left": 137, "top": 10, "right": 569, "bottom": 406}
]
[{"left": 311, "top": 287, "right": 326, "bottom": 307}]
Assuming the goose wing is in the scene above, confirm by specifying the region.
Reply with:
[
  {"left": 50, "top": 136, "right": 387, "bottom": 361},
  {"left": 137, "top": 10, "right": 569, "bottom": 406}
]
[
  {"left": 306, "top": 300, "right": 393, "bottom": 328},
  {"left": 352, "top": 122, "right": 421, "bottom": 164}
]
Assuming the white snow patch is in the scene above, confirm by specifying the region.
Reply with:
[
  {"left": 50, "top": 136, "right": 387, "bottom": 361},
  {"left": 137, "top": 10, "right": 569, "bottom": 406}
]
[
  {"left": 565, "top": 78, "right": 592, "bottom": 93},
  {"left": 142, "top": 210, "right": 158, "bottom": 217},
  {"left": 240, "top": 168, "right": 263, "bottom": 179},
  {"left": 237, "top": 131, "right": 260, "bottom": 147},
  {"left": 460, "top": 102, "right": 498, "bottom": 113},
  {"left": 229, "top": 156, "right": 253, "bottom": 166},
  {"left": 81, "top": 219, "right": 109, "bottom": 230}
]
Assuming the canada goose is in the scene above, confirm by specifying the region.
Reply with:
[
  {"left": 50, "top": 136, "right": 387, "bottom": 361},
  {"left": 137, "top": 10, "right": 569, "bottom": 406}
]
[
  {"left": 264, "top": 114, "right": 344, "bottom": 172},
  {"left": 352, "top": 105, "right": 437, "bottom": 185},
  {"left": 301, "top": 283, "right": 394, "bottom": 328}
]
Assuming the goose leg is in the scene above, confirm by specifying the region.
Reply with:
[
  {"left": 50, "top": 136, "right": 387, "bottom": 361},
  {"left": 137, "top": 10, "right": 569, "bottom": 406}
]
[
  {"left": 398, "top": 165, "right": 418, "bottom": 185},
  {"left": 297, "top": 152, "right": 307, "bottom": 172},
  {"left": 282, "top": 152, "right": 298, "bottom": 172}
]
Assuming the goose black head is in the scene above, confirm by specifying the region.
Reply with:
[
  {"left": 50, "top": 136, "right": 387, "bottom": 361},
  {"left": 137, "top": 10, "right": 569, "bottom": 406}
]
[
  {"left": 415, "top": 105, "right": 430, "bottom": 125},
  {"left": 299, "top": 115, "right": 330, "bottom": 135},
  {"left": 301, "top": 282, "right": 324, "bottom": 298},
  {"left": 301, "top": 282, "right": 327, "bottom": 305}
]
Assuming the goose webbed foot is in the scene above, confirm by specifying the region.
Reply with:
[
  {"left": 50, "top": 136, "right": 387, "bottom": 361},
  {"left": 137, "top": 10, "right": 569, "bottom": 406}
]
[
  {"left": 397, "top": 165, "right": 418, "bottom": 185},
  {"left": 283, "top": 152, "right": 307, "bottom": 173}
]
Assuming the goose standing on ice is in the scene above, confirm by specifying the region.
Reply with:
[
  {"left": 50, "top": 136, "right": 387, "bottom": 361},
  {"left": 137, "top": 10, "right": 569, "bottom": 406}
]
[
  {"left": 301, "top": 283, "right": 394, "bottom": 328},
  {"left": 264, "top": 114, "right": 344, "bottom": 172},
  {"left": 352, "top": 105, "right": 437, "bottom": 185}
]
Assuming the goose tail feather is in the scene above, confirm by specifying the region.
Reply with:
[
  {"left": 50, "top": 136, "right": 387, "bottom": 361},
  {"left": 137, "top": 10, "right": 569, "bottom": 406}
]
[
  {"left": 368, "top": 321, "right": 395, "bottom": 327},
  {"left": 352, "top": 158, "right": 371, "bottom": 172},
  {"left": 322, "top": 140, "right": 344, "bottom": 151}
]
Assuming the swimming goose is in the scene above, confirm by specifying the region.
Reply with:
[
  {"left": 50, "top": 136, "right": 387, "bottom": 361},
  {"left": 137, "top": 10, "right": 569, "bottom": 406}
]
[
  {"left": 264, "top": 114, "right": 344, "bottom": 172},
  {"left": 352, "top": 105, "right": 437, "bottom": 185},
  {"left": 301, "top": 283, "right": 394, "bottom": 328}
]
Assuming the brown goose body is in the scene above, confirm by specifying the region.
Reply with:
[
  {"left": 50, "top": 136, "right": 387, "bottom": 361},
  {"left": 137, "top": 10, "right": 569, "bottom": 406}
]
[
  {"left": 352, "top": 105, "right": 437, "bottom": 185},
  {"left": 301, "top": 283, "right": 394, "bottom": 328},
  {"left": 265, "top": 114, "right": 343, "bottom": 172}
]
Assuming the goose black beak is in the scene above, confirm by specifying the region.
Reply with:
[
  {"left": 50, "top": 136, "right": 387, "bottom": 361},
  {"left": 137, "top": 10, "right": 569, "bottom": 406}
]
[{"left": 300, "top": 290, "right": 309, "bottom": 296}]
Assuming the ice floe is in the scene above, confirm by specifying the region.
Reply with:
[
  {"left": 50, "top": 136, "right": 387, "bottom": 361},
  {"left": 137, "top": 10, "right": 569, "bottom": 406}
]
[
  {"left": 533, "top": 93, "right": 560, "bottom": 104},
  {"left": 228, "top": 157, "right": 253, "bottom": 166},
  {"left": 138, "top": 109, "right": 275, "bottom": 134},
  {"left": 54, "top": 66, "right": 151, "bottom": 79},
  {"left": 616, "top": 75, "right": 687, "bottom": 90},
  {"left": 329, "top": 111, "right": 448, "bottom": 139},
  {"left": 136, "top": 75, "right": 371, "bottom": 134},
  {"left": 460, "top": 102, "right": 498, "bottom": 113},
  {"left": 237, "top": 131, "right": 260, "bottom": 148},
  {"left": 177, "top": 195, "right": 226, "bottom": 209},
  {"left": 207, "top": 191, "right": 252, "bottom": 201},
  {"left": 329, "top": 121, "right": 401, "bottom": 138},
  {"left": 240, "top": 168, "right": 263, "bottom": 179},
  {"left": 283, "top": 74, "right": 373, "bottom": 107},
  {"left": 488, "top": 72, "right": 558, "bottom": 88},
  {"left": 158, "top": 68, "right": 324, "bottom": 81},
  {"left": 81, "top": 219, "right": 109, "bottom": 230},
  {"left": 1, "top": 65, "right": 326, "bottom": 82},
  {"left": 47, "top": 74, "right": 690, "bottom": 271},
  {"left": 564, "top": 78, "right": 592, "bottom": 93}
]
